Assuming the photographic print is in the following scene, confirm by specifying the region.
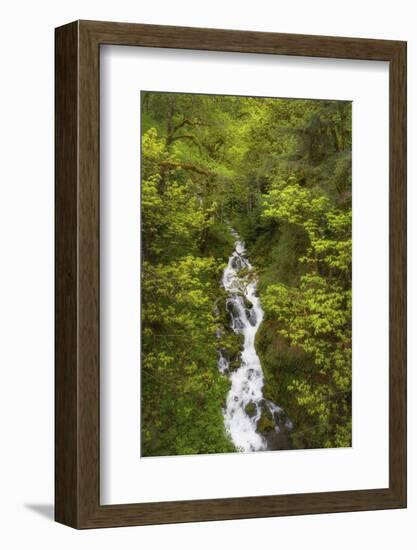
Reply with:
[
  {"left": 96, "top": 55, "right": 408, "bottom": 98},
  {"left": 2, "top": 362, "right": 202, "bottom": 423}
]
[{"left": 141, "top": 91, "right": 352, "bottom": 457}]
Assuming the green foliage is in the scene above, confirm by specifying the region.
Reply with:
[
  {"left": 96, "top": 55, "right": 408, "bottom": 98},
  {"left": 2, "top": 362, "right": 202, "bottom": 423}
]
[
  {"left": 141, "top": 125, "right": 236, "bottom": 456},
  {"left": 258, "top": 170, "right": 351, "bottom": 449},
  {"left": 141, "top": 90, "right": 352, "bottom": 455}
]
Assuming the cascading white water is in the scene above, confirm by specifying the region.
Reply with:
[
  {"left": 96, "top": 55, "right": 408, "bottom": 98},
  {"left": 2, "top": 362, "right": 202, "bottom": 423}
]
[{"left": 217, "top": 230, "right": 290, "bottom": 452}]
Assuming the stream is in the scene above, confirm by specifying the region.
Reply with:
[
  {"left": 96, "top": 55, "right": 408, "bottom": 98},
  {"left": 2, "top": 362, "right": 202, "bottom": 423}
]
[{"left": 217, "top": 230, "right": 293, "bottom": 452}]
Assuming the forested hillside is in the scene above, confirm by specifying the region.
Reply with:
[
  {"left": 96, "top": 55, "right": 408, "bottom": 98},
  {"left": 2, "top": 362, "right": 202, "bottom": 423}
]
[{"left": 141, "top": 91, "right": 352, "bottom": 457}]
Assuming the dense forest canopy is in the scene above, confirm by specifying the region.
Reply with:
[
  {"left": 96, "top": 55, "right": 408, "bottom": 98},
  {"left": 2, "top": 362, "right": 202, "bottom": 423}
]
[{"left": 141, "top": 91, "right": 352, "bottom": 457}]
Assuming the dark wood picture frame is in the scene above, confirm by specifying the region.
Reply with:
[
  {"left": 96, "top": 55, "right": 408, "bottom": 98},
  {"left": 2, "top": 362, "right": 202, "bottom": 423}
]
[{"left": 55, "top": 20, "right": 407, "bottom": 529}]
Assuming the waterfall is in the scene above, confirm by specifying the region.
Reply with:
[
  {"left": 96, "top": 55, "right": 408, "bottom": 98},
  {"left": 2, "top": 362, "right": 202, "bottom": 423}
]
[{"left": 217, "top": 230, "right": 293, "bottom": 452}]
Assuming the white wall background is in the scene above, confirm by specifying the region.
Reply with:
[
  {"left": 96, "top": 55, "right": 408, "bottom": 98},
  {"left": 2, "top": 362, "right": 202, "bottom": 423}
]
[{"left": 0, "top": 0, "right": 415, "bottom": 547}]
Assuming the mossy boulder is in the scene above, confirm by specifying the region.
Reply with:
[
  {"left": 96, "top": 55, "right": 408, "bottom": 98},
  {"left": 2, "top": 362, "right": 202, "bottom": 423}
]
[
  {"left": 244, "top": 402, "right": 257, "bottom": 417},
  {"left": 217, "top": 322, "right": 243, "bottom": 371},
  {"left": 228, "top": 357, "right": 241, "bottom": 371},
  {"left": 257, "top": 412, "right": 275, "bottom": 434}
]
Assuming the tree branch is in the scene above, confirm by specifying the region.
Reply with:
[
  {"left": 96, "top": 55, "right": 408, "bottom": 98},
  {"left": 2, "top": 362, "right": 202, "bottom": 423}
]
[
  {"left": 167, "top": 133, "right": 202, "bottom": 151},
  {"left": 173, "top": 117, "right": 209, "bottom": 133},
  {"left": 159, "top": 160, "right": 211, "bottom": 176}
]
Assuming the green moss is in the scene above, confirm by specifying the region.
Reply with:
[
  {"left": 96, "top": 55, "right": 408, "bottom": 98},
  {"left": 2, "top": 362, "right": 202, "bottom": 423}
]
[
  {"left": 257, "top": 413, "right": 275, "bottom": 434},
  {"left": 245, "top": 402, "right": 257, "bottom": 417}
]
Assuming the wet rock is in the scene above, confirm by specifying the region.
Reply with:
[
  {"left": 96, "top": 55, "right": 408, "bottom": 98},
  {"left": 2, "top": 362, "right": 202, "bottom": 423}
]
[
  {"left": 242, "top": 295, "right": 253, "bottom": 310},
  {"left": 246, "top": 308, "right": 257, "bottom": 327},
  {"left": 231, "top": 317, "right": 245, "bottom": 332},
  {"left": 257, "top": 412, "right": 275, "bottom": 434},
  {"left": 231, "top": 255, "right": 245, "bottom": 271},
  {"left": 256, "top": 399, "right": 294, "bottom": 450},
  {"left": 265, "top": 428, "right": 292, "bottom": 451},
  {"left": 226, "top": 297, "right": 244, "bottom": 316}
]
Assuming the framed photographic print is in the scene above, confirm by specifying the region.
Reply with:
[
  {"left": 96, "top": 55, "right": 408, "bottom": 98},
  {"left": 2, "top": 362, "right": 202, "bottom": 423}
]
[{"left": 55, "top": 20, "right": 407, "bottom": 528}]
